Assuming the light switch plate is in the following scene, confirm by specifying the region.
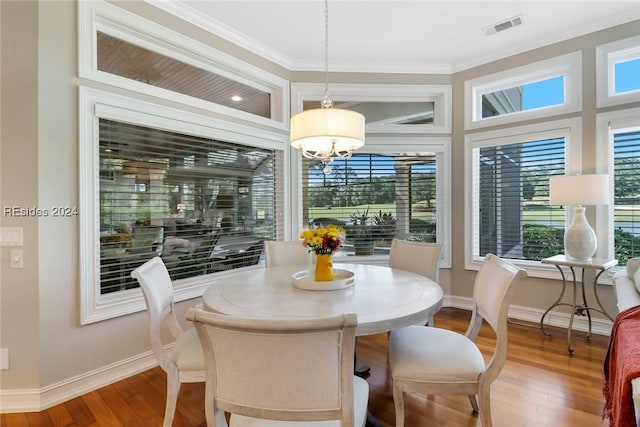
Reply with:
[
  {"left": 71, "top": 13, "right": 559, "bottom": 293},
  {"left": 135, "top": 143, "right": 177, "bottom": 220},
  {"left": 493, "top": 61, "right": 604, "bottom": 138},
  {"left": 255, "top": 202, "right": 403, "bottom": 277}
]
[{"left": 0, "top": 227, "right": 23, "bottom": 246}]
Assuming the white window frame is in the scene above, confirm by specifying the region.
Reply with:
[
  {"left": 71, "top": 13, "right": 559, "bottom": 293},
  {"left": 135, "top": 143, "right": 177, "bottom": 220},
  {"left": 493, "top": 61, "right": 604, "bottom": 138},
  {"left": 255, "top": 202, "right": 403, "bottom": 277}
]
[
  {"left": 464, "top": 118, "right": 583, "bottom": 278},
  {"left": 596, "top": 107, "right": 640, "bottom": 265},
  {"left": 464, "top": 52, "right": 582, "bottom": 130},
  {"left": 596, "top": 35, "right": 640, "bottom": 108},
  {"left": 299, "top": 138, "right": 452, "bottom": 269},
  {"left": 78, "top": 0, "right": 289, "bottom": 130},
  {"left": 79, "top": 87, "right": 287, "bottom": 324}
]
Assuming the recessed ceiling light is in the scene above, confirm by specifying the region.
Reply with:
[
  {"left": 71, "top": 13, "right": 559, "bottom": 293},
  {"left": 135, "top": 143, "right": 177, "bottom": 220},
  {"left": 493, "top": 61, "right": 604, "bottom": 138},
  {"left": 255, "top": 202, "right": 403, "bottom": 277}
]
[{"left": 231, "top": 95, "right": 243, "bottom": 102}]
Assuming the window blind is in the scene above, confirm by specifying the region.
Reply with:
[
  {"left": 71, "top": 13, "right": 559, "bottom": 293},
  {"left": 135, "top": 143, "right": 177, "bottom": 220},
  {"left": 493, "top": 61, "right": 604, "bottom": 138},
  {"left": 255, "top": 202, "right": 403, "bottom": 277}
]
[
  {"left": 614, "top": 129, "right": 640, "bottom": 265},
  {"left": 302, "top": 153, "right": 437, "bottom": 256},
  {"left": 98, "top": 119, "right": 281, "bottom": 294},
  {"left": 475, "top": 137, "right": 565, "bottom": 261}
]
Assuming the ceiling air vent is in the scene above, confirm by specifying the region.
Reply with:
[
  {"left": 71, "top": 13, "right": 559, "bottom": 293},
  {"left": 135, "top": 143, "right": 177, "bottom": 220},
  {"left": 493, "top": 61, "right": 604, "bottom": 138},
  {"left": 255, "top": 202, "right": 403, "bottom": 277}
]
[{"left": 484, "top": 15, "right": 523, "bottom": 36}]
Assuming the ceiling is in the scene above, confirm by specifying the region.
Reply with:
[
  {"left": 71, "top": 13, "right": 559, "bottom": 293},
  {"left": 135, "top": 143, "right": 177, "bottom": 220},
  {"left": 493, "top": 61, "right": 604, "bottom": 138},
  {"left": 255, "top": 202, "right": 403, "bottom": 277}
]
[{"left": 148, "top": 0, "right": 640, "bottom": 74}]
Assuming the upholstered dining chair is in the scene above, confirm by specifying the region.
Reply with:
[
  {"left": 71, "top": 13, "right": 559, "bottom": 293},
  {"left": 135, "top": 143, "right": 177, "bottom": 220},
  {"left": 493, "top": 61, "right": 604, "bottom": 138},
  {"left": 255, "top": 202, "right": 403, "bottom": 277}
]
[
  {"left": 264, "top": 240, "right": 312, "bottom": 267},
  {"left": 389, "top": 239, "right": 444, "bottom": 325},
  {"left": 388, "top": 253, "right": 527, "bottom": 427},
  {"left": 185, "top": 309, "right": 369, "bottom": 427},
  {"left": 131, "top": 257, "right": 227, "bottom": 427}
]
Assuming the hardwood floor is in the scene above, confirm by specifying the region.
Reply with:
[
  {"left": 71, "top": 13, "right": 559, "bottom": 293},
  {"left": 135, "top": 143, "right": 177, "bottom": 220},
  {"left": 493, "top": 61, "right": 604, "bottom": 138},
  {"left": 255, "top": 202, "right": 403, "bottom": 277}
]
[{"left": 1, "top": 307, "right": 611, "bottom": 427}]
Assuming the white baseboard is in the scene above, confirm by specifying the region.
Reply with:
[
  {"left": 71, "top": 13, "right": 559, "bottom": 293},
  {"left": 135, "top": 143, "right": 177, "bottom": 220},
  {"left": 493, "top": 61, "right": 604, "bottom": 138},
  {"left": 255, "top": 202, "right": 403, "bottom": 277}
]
[
  {"left": 0, "top": 298, "right": 613, "bottom": 414},
  {"left": 0, "top": 350, "right": 158, "bottom": 413},
  {"left": 446, "top": 295, "right": 613, "bottom": 336}
]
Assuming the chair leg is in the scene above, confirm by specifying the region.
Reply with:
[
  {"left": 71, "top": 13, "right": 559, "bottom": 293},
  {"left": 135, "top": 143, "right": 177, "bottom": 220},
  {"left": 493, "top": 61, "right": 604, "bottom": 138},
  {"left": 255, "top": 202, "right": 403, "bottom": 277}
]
[
  {"left": 164, "top": 372, "right": 180, "bottom": 427},
  {"left": 468, "top": 394, "right": 479, "bottom": 412},
  {"left": 477, "top": 388, "right": 493, "bottom": 427},
  {"left": 392, "top": 381, "right": 405, "bottom": 427}
]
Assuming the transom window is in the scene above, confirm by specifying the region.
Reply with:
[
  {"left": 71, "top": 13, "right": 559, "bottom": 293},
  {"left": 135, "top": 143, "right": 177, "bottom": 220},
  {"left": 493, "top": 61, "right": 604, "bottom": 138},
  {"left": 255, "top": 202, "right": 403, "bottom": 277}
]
[
  {"left": 97, "top": 32, "right": 272, "bottom": 118},
  {"left": 481, "top": 75, "right": 565, "bottom": 118},
  {"left": 615, "top": 58, "right": 640, "bottom": 94},
  {"left": 465, "top": 52, "right": 582, "bottom": 129},
  {"left": 596, "top": 35, "right": 640, "bottom": 107}
]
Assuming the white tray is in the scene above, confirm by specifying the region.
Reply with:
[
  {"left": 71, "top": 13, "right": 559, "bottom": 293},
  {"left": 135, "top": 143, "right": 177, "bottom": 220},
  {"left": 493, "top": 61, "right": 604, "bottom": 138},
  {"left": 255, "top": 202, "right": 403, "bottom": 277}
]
[{"left": 291, "top": 269, "right": 355, "bottom": 291}]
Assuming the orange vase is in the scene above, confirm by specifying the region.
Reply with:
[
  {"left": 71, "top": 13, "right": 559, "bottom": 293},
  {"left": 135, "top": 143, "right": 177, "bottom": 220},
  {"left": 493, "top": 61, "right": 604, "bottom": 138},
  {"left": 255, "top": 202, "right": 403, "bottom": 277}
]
[{"left": 314, "top": 253, "right": 334, "bottom": 282}]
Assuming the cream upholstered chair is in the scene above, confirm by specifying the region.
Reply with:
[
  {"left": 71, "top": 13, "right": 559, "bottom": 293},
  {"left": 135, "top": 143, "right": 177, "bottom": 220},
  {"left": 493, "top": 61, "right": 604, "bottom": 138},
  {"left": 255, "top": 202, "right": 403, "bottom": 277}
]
[
  {"left": 389, "top": 238, "right": 443, "bottom": 282},
  {"left": 131, "top": 257, "right": 227, "bottom": 427},
  {"left": 264, "top": 240, "right": 312, "bottom": 267},
  {"left": 185, "top": 309, "right": 369, "bottom": 427},
  {"left": 388, "top": 253, "right": 527, "bottom": 427},
  {"left": 389, "top": 238, "right": 444, "bottom": 325}
]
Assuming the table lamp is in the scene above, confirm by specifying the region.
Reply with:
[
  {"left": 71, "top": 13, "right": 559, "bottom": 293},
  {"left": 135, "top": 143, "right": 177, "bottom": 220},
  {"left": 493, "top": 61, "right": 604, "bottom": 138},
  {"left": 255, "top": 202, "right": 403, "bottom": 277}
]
[{"left": 549, "top": 174, "right": 610, "bottom": 261}]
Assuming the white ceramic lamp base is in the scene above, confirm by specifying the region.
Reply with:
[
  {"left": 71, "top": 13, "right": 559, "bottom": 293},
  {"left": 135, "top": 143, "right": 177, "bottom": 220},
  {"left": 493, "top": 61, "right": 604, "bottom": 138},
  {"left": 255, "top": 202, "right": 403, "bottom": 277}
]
[{"left": 564, "top": 206, "right": 597, "bottom": 261}]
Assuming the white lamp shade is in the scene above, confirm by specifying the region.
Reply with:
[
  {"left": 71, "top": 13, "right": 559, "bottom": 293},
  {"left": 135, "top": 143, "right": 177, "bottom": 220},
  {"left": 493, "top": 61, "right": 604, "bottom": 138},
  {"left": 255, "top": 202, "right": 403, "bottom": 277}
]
[
  {"left": 549, "top": 174, "right": 610, "bottom": 206},
  {"left": 290, "top": 108, "right": 365, "bottom": 153}
]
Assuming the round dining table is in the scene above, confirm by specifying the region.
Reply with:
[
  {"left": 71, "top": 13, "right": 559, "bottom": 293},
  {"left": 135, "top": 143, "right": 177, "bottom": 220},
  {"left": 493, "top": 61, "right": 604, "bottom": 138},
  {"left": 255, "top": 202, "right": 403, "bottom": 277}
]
[
  {"left": 201, "top": 262, "right": 443, "bottom": 427},
  {"left": 202, "top": 262, "right": 443, "bottom": 336}
]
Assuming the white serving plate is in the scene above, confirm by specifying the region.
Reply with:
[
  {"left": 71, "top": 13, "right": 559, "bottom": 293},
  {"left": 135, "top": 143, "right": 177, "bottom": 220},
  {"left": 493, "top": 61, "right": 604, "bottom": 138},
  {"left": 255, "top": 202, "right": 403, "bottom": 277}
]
[{"left": 291, "top": 269, "right": 355, "bottom": 291}]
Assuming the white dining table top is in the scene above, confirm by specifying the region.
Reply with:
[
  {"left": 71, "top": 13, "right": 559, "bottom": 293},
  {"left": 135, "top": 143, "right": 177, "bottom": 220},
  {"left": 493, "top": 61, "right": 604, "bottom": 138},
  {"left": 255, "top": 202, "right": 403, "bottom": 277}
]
[{"left": 202, "top": 263, "right": 443, "bottom": 336}]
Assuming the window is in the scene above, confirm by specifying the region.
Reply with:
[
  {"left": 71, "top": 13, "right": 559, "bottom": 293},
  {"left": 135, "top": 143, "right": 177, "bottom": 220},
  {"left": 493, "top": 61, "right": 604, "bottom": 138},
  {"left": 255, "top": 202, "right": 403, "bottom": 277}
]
[
  {"left": 96, "top": 32, "right": 272, "bottom": 118},
  {"left": 80, "top": 88, "right": 286, "bottom": 324},
  {"left": 291, "top": 83, "right": 452, "bottom": 134},
  {"left": 597, "top": 35, "right": 640, "bottom": 107},
  {"left": 465, "top": 118, "right": 582, "bottom": 273},
  {"left": 79, "top": 1, "right": 289, "bottom": 127},
  {"left": 465, "top": 52, "right": 582, "bottom": 129},
  {"left": 613, "top": 130, "right": 640, "bottom": 265},
  {"left": 481, "top": 75, "right": 564, "bottom": 118},
  {"left": 98, "top": 119, "right": 280, "bottom": 294},
  {"left": 597, "top": 108, "right": 640, "bottom": 267},
  {"left": 302, "top": 153, "right": 439, "bottom": 257}
]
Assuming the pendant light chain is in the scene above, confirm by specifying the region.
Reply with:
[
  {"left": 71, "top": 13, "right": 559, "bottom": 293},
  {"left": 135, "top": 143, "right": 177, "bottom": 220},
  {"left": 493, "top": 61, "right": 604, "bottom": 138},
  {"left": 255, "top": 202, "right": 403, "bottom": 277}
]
[
  {"left": 289, "top": 0, "right": 365, "bottom": 173},
  {"left": 321, "top": 0, "right": 333, "bottom": 109}
]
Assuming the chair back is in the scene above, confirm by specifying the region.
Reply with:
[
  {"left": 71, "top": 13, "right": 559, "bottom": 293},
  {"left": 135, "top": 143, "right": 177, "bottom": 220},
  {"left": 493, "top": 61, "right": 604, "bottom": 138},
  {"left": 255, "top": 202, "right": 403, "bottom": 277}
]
[
  {"left": 466, "top": 253, "right": 527, "bottom": 384},
  {"left": 186, "top": 309, "right": 358, "bottom": 426},
  {"left": 131, "top": 257, "right": 182, "bottom": 372},
  {"left": 264, "top": 240, "right": 312, "bottom": 267},
  {"left": 389, "top": 239, "right": 443, "bottom": 282}
]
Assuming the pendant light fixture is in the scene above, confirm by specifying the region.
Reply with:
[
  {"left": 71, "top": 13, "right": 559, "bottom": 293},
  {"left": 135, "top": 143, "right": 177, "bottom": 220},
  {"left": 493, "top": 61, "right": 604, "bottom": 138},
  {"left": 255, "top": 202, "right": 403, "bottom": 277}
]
[{"left": 289, "top": 0, "right": 365, "bottom": 175}]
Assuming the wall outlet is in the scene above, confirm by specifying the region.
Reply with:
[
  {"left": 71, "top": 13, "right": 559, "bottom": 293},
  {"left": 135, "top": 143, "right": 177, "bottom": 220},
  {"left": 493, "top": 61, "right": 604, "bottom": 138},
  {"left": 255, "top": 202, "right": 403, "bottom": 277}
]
[{"left": 1, "top": 348, "right": 8, "bottom": 370}]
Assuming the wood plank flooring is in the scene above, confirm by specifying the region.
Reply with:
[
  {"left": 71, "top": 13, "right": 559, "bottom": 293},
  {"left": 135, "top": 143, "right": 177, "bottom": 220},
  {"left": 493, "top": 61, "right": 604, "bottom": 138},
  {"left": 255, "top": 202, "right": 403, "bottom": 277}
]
[{"left": 1, "top": 307, "right": 611, "bottom": 427}]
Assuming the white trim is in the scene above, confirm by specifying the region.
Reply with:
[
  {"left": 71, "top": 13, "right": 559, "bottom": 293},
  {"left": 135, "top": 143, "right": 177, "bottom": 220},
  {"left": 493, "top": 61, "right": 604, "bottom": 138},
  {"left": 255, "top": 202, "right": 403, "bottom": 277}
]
[
  {"left": 79, "top": 87, "right": 287, "bottom": 324},
  {"left": 291, "top": 83, "right": 452, "bottom": 134},
  {"left": 464, "top": 52, "right": 582, "bottom": 130},
  {"left": 464, "top": 117, "right": 583, "bottom": 274},
  {"left": 448, "top": 296, "right": 612, "bottom": 336},
  {"left": 78, "top": 0, "right": 289, "bottom": 130},
  {"left": 0, "top": 349, "right": 157, "bottom": 413},
  {"left": 596, "top": 35, "right": 640, "bottom": 108}
]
